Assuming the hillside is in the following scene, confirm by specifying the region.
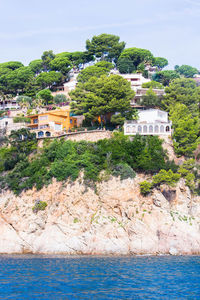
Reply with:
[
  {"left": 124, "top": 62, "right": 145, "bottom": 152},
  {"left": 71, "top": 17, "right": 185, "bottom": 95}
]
[{"left": 0, "top": 175, "right": 199, "bottom": 255}]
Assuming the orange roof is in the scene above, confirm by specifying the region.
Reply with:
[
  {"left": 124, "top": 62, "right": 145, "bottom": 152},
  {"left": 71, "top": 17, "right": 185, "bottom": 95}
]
[{"left": 27, "top": 109, "right": 70, "bottom": 118}]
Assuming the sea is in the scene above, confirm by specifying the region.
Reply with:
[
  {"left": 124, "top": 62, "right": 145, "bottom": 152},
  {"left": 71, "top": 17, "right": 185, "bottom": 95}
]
[{"left": 0, "top": 255, "right": 199, "bottom": 299}]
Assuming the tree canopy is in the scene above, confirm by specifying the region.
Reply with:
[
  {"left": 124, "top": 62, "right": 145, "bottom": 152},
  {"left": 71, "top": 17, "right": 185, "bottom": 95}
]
[
  {"left": 163, "top": 78, "right": 200, "bottom": 116},
  {"left": 153, "top": 57, "right": 168, "bottom": 70},
  {"left": 70, "top": 74, "right": 135, "bottom": 125},
  {"left": 170, "top": 103, "right": 200, "bottom": 157},
  {"left": 153, "top": 70, "right": 180, "bottom": 86},
  {"left": 175, "top": 64, "right": 199, "bottom": 78},
  {"left": 86, "top": 33, "right": 125, "bottom": 62},
  {"left": 118, "top": 47, "right": 154, "bottom": 72}
]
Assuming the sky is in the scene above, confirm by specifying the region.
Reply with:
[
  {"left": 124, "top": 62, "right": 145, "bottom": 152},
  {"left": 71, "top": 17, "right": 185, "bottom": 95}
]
[{"left": 0, "top": 0, "right": 200, "bottom": 69}]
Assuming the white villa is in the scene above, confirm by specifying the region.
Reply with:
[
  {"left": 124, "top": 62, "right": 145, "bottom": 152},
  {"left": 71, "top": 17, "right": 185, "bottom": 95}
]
[
  {"left": 124, "top": 109, "right": 172, "bottom": 136},
  {"left": 120, "top": 73, "right": 150, "bottom": 91}
]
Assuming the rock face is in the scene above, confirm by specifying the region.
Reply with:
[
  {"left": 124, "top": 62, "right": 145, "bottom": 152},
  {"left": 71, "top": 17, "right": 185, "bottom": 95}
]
[{"left": 0, "top": 176, "right": 199, "bottom": 255}]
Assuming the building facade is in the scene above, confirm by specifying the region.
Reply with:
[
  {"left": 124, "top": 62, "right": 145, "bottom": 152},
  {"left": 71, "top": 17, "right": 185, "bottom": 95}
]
[
  {"left": 120, "top": 73, "right": 150, "bottom": 91},
  {"left": 27, "top": 109, "right": 82, "bottom": 138},
  {"left": 124, "top": 109, "right": 172, "bottom": 136},
  {"left": 0, "top": 100, "right": 20, "bottom": 110}
]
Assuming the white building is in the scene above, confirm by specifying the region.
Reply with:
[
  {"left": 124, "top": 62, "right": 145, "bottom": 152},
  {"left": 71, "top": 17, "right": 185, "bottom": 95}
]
[
  {"left": 0, "top": 116, "right": 27, "bottom": 135},
  {"left": 124, "top": 109, "right": 172, "bottom": 136},
  {"left": 120, "top": 73, "right": 150, "bottom": 92}
]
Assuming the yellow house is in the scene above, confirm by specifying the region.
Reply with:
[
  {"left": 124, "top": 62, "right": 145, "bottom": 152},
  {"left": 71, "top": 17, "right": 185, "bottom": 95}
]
[{"left": 27, "top": 109, "right": 79, "bottom": 138}]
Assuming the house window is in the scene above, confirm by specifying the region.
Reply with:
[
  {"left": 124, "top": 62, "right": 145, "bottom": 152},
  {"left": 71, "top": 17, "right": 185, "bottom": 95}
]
[
  {"left": 33, "top": 119, "right": 38, "bottom": 124},
  {"left": 143, "top": 125, "right": 147, "bottom": 133},
  {"left": 155, "top": 125, "right": 159, "bottom": 133},
  {"left": 149, "top": 125, "right": 153, "bottom": 133},
  {"left": 160, "top": 125, "right": 164, "bottom": 133},
  {"left": 166, "top": 126, "right": 170, "bottom": 132},
  {"left": 138, "top": 125, "right": 142, "bottom": 133},
  {"left": 40, "top": 115, "right": 48, "bottom": 121},
  {"left": 70, "top": 119, "right": 72, "bottom": 124}
]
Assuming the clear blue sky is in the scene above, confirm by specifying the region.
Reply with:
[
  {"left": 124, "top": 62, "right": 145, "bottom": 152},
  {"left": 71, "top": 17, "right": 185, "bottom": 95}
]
[{"left": 0, "top": 0, "right": 199, "bottom": 69}]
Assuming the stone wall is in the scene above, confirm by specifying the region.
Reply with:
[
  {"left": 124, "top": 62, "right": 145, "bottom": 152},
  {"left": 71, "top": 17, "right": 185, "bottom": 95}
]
[{"left": 64, "top": 130, "right": 112, "bottom": 142}]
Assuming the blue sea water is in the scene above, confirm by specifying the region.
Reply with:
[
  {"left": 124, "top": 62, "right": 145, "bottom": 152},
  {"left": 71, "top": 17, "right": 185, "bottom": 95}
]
[{"left": 0, "top": 255, "right": 199, "bottom": 299}]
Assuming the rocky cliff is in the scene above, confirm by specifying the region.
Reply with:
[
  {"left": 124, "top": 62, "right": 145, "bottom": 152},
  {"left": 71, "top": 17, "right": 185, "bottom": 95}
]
[{"left": 0, "top": 175, "right": 199, "bottom": 255}]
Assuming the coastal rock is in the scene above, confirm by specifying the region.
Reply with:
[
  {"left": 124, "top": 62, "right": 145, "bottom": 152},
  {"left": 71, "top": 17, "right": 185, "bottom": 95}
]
[{"left": 0, "top": 176, "right": 199, "bottom": 255}]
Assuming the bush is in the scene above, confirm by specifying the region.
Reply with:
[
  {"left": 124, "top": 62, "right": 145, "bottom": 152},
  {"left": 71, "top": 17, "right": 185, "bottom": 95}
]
[
  {"left": 112, "top": 163, "right": 136, "bottom": 180},
  {"left": 32, "top": 200, "right": 47, "bottom": 213},
  {"left": 140, "top": 181, "right": 152, "bottom": 195},
  {"left": 152, "top": 169, "right": 181, "bottom": 187},
  {"left": 13, "top": 116, "right": 30, "bottom": 123}
]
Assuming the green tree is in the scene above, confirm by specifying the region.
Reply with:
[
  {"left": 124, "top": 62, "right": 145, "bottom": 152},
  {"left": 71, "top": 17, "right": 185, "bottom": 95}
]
[
  {"left": 86, "top": 33, "right": 125, "bottom": 62},
  {"left": 36, "top": 71, "right": 62, "bottom": 89},
  {"left": 37, "top": 89, "right": 53, "bottom": 105},
  {"left": 54, "top": 94, "right": 67, "bottom": 104},
  {"left": 142, "top": 81, "right": 164, "bottom": 89},
  {"left": 140, "top": 88, "right": 162, "bottom": 108},
  {"left": 117, "top": 56, "right": 135, "bottom": 74},
  {"left": 153, "top": 70, "right": 180, "bottom": 86},
  {"left": 70, "top": 74, "right": 135, "bottom": 126},
  {"left": 49, "top": 56, "right": 72, "bottom": 75},
  {"left": 153, "top": 57, "right": 168, "bottom": 70},
  {"left": 170, "top": 103, "right": 200, "bottom": 157},
  {"left": 16, "top": 95, "right": 32, "bottom": 108},
  {"left": 0, "top": 66, "right": 34, "bottom": 95},
  {"left": 175, "top": 64, "right": 198, "bottom": 78},
  {"left": 41, "top": 50, "right": 56, "bottom": 71},
  {"left": 0, "top": 61, "right": 24, "bottom": 70},
  {"left": 163, "top": 78, "right": 200, "bottom": 116},
  {"left": 118, "top": 47, "right": 154, "bottom": 71},
  {"left": 77, "top": 65, "right": 110, "bottom": 83},
  {"left": 29, "top": 59, "right": 43, "bottom": 74}
]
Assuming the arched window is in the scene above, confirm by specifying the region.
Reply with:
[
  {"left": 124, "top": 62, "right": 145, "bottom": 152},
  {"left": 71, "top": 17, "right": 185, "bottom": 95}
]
[
  {"left": 166, "top": 126, "right": 170, "bottom": 132},
  {"left": 143, "top": 125, "right": 147, "bottom": 133},
  {"left": 160, "top": 125, "right": 164, "bottom": 133},
  {"left": 155, "top": 125, "right": 159, "bottom": 133},
  {"left": 45, "top": 131, "right": 51, "bottom": 137},
  {"left": 149, "top": 125, "right": 153, "bottom": 133},
  {"left": 138, "top": 125, "right": 142, "bottom": 133},
  {"left": 126, "top": 126, "right": 130, "bottom": 133},
  {"left": 38, "top": 131, "right": 44, "bottom": 138},
  {"left": 131, "top": 126, "right": 136, "bottom": 133}
]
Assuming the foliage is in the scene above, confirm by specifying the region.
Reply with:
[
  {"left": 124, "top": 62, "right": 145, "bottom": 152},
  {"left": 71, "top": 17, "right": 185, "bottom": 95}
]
[
  {"left": 153, "top": 57, "right": 168, "bottom": 69},
  {"left": 37, "top": 89, "right": 53, "bottom": 105},
  {"left": 70, "top": 74, "right": 135, "bottom": 126},
  {"left": 29, "top": 59, "right": 43, "bottom": 74},
  {"left": 142, "top": 81, "right": 164, "bottom": 89},
  {"left": 169, "top": 103, "right": 200, "bottom": 157},
  {"left": 32, "top": 200, "right": 47, "bottom": 213},
  {"left": 153, "top": 70, "right": 180, "bottom": 86},
  {"left": 54, "top": 94, "right": 67, "bottom": 104},
  {"left": 152, "top": 169, "right": 181, "bottom": 186},
  {"left": 112, "top": 163, "right": 136, "bottom": 180},
  {"left": 86, "top": 33, "right": 125, "bottom": 62},
  {"left": 77, "top": 65, "right": 110, "bottom": 83},
  {"left": 0, "top": 61, "right": 24, "bottom": 70},
  {"left": 163, "top": 78, "right": 200, "bottom": 116},
  {"left": 13, "top": 116, "right": 30, "bottom": 123},
  {"left": 41, "top": 50, "right": 55, "bottom": 71},
  {"left": 118, "top": 47, "right": 154, "bottom": 71},
  {"left": 175, "top": 64, "right": 198, "bottom": 78},
  {"left": 49, "top": 56, "right": 72, "bottom": 75},
  {"left": 36, "top": 71, "right": 62, "bottom": 89},
  {"left": 140, "top": 88, "right": 162, "bottom": 108},
  {"left": 140, "top": 181, "right": 152, "bottom": 195},
  {"left": 140, "top": 169, "right": 181, "bottom": 196},
  {"left": 0, "top": 66, "right": 34, "bottom": 95},
  {"left": 1, "top": 134, "right": 170, "bottom": 194},
  {"left": 117, "top": 56, "right": 135, "bottom": 74}
]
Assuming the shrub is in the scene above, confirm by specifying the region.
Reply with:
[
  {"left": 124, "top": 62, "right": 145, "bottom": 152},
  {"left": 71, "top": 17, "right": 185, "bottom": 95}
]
[
  {"left": 152, "top": 169, "right": 180, "bottom": 187},
  {"left": 140, "top": 181, "right": 152, "bottom": 195},
  {"left": 32, "top": 200, "right": 47, "bottom": 213},
  {"left": 112, "top": 163, "right": 136, "bottom": 180}
]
